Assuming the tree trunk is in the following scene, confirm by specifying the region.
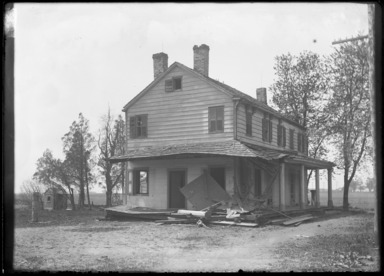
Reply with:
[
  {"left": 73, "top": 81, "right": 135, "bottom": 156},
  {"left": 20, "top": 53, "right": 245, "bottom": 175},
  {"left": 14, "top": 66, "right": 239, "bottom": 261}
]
[
  {"left": 343, "top": 168, "right": 350, "bottom": 210},
  {"left": 106, "top": 189, "right": 112, "bottom": 207},
  {"left": 85, "top": 160, "right": 91, "bottom": 210},
  {"left": 69, "top": 188, "right": 76, "bottom": 210}
]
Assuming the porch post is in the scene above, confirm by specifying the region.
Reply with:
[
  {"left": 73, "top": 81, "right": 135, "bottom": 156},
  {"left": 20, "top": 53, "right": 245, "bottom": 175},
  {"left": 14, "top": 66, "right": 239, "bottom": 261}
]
[
  {"left": 315, "top": 169, "right": 320, "bottom": 207},
  {"left": 123, "top": 162, "right": 128, "bottom": 205},
  {"left": 300, "top": 164, "right": 306, "bottom": 209},
  {"left": 279, "top": 162, "right": 286, "bottom": 211},
  {"left": 233, "top": 157, "right": 241, "bottom": 199},
  {"left": 327, "top": 168, "right": 333, "bottom": 207}
]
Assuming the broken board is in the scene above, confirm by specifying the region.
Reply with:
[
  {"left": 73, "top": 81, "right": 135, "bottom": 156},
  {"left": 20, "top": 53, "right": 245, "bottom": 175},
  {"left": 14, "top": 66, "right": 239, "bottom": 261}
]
[
  {"left": 209, "top": 221, "right": 258, "bottom": 228},
  {"left": 180, "top": 171, "right": 231, "bottom": 210},
  {"left": 282, "top": 214, "right": 315, "bottom": 226}
]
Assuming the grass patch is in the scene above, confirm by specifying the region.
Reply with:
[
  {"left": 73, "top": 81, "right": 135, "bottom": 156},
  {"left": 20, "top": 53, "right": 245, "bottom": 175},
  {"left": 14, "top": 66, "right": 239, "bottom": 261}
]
[
  {"left": 275, "top": 214, "right": 378, "bottom": 272},
  {"left": 15, "top": 208, "right": 105, "bottom": 228}
]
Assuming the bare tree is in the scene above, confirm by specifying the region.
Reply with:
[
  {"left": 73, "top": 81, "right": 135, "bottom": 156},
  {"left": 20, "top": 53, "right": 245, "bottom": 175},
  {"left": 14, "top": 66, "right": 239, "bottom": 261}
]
[{"left": 97, "top": 109, "right": 126, "bottom": 207}]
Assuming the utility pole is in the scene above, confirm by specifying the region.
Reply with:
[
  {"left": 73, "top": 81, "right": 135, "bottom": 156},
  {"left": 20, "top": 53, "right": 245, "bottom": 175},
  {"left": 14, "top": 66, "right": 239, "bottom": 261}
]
[
  {"left": 331, "top": 5, "right": 378, "bottom": 236},
  {"left": 368, "top": 4, "right": 378, "bottom": 236}
]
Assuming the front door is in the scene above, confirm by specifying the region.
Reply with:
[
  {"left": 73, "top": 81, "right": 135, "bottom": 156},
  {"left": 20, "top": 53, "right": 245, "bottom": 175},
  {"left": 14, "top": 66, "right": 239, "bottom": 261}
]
[{"left": 168, "top": 170, "right": 186, "bottom": 209}]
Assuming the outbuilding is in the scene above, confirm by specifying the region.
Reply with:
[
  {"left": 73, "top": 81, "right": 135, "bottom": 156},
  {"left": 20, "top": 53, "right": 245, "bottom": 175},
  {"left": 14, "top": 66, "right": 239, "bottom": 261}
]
[{"left": 43, "top": 187, "right": 68, "bottom": 210}]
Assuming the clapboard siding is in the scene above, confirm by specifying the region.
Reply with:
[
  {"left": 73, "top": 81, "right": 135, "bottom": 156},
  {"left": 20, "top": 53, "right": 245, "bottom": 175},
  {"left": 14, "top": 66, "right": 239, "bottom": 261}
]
[
  {"left": 127, "top": 66, "right": 234, "bottom": 149},
  {"left": 236, "top": 103, "right": 306, "bottom": 155}
]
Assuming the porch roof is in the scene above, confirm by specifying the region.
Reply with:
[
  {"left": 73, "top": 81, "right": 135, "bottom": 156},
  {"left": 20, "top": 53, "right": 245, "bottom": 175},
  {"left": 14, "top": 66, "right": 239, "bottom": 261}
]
[{"left": 110, "top": 140, "right": 334, "bottom": 169}]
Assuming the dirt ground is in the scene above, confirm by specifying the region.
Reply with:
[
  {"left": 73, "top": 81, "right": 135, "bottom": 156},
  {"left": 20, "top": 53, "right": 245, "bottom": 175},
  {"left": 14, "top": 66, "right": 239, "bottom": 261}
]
[{"left": 13, "top": 207, "right": 379, "bottom": 272}]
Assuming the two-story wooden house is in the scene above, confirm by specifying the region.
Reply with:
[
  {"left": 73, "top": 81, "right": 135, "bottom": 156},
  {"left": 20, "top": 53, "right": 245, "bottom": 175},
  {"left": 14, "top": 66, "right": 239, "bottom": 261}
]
[{"left": 111, "top": 44, "right": 335, "bottom": 211}]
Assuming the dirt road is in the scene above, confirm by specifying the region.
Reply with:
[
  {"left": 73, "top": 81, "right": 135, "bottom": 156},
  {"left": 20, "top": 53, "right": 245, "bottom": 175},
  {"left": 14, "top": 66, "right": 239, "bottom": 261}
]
[{"left": 13, "top": 210, "right": 378, "bottom": 272}]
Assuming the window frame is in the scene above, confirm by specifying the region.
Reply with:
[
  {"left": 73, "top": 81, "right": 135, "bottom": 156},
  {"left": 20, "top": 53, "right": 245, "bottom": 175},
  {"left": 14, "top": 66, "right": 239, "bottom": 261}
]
[
  {"left": 208, "top": 106, "right": 224, "bottom": 133},
  {"left": 129, "top": 114, "right": 148, "bottom": 139},
  {"left": 297, "top": 132, "right": 303, "bottom": 152},
  {"left": 165, "top": 76, "right": 183, "bottom": 92},
  {"left": 132, "top": 168, "right": 149, "bottom": 196}
]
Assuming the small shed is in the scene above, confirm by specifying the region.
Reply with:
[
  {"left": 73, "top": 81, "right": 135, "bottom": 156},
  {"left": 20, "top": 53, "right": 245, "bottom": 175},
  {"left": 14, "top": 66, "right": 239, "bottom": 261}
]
[{"left": 43, "top": 187, "right": 68, "bottom": 210}]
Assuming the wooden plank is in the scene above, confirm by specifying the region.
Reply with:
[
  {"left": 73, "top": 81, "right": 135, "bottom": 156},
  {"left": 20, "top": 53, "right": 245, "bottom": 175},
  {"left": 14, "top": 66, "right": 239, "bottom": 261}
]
[
  {"left": 209, "top": 221, "right": 258, "bottom": 227},
  {"left": 155, "top": 219, "right": 197, "bottom": 224},
  {"left": 282, "top": 214, "right": 314, "bottom": 226},
  {"left": 177, "top": 209, "right": 212, "bottom": 219}
]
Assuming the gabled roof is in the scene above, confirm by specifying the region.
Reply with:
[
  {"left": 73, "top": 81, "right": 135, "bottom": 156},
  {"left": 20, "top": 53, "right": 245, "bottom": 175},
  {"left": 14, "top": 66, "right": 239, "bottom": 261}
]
[{"left": 122, "top": 62, "right": 304, "bottom": 129}]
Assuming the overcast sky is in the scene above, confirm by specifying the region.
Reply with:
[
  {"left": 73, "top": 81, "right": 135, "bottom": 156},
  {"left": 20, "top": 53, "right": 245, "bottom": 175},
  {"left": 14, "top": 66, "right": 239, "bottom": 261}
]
[{"left": 14, "top": 3, "right": 369, "bottom": 193}]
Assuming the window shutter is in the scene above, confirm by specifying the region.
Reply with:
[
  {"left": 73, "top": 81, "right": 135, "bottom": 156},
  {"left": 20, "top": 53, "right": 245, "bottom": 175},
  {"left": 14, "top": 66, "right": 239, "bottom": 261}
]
[
  {"left": 217, "top": 107, "right": 224, "bottom": 131},
  {"left": 262, "top": 118, "right": 267, "bottom": 141},
  {"left": 165, "top": 79, "right": 174, "bottom": 92},
  {"left": 129, "top": 117, "right": 136, "bottom": 138},
  {"left": 282, "top": 127, "right": 286, "bottom": 147},
  {"left": 141, "top": 115, "right": 148, "bottom": 137},
  {"left": 298, "top": 133, "right": 302, "bottom": 152},
  {"left": 289, "top": 129, "right": 294, "bottom": 149},
  {"left": 209, "top": 107, "right": 215, "bottom": 132},
  {"left": 277, "top": 125, "right": 282, "bottom": 146},
  {"left": 304, "top": 135, "right": 308, "bottom": 154},
  {"left": 269, "top": 121, "right": 273, "bottom": 142},
  {"left": 127, "top": 170, "right": 133, "bottom": 195}
]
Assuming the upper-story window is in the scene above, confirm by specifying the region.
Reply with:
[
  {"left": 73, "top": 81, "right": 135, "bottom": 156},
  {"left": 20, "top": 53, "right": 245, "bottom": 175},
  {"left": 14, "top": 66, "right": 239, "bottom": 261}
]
[
  {"left": 130, "top": 114, "right": 148, "bottom": 139},
  {"left": 262, "top": 113, "right": 272, "bottom": 142},
  {"left": 277, "top": 120, "right": 286, "bottom": 147},
  {"left": 289, "top": 129, "right": 295, "bottom": 150},
  {"left": 297, "top": 132, "right": 303, "bottom": 152},
  {"left": 246, "top": 107, "right": 253, "bottom": 136},
  {"left": 165, "top": 76, "right": 182, "bottom": 92},
  {"left": 209, "top": 106, "right": 224, "bottom": 133},
  {"left": 297, "top": 132, "right": 308, "bottom": 153}
]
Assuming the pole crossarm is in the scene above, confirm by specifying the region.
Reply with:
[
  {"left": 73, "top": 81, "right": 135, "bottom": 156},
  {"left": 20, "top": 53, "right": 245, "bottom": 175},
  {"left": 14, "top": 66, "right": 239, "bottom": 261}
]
[{"left": 332, "top": 35, "right": 368, "bottom": 45}]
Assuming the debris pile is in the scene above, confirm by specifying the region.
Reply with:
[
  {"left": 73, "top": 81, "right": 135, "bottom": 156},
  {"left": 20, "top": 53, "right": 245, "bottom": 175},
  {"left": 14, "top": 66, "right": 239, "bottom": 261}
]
[
  {"left": 331, "top": 250, "right": 374, "bottom": 269},
  {"left": 105, "top": 201, "right": 326, "bottom": 228}
]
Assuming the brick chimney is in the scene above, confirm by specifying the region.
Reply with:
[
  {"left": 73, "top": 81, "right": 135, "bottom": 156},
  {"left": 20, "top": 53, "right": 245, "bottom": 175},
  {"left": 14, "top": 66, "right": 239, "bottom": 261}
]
[
  {"left": 193, "top": 44, "right": 210, "bottom": 76},
  {"left": 152, "top": 52, "right": 168, "bottom": 79},
  {"left": 256, "top": 88, "right": 267, "bottom": 104}
]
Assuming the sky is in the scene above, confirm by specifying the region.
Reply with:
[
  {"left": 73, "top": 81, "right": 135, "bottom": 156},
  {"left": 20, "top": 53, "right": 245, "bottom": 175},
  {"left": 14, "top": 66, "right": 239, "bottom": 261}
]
[{"left": 13, "top": 3, "right": 369, "bottom": 193}]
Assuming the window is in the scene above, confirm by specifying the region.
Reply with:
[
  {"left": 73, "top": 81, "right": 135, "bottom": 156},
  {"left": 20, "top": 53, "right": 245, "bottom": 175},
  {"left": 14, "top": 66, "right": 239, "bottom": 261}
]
[
  {"left": 297, "top": 132, "right": 303, "bottom": 152},
  {"left": 304, "top": 135, "right": 308, "bottom": 155},
  {"left": 246, "top": 107, "right": 253, "bottom": 136},
  {"left": 262, "top": 113, "right": 272, "bottom": 142},
  {"left": 165, "top": 76, "right": 182, "bottom": 92},
  {"left": 130, "top": 115, "right": 148, "bottom": 139},
  {"left": 209, "top": 106, "right": 224, "bottom": 133},
  {"left": 47, "top": 196, "right": 51, "bottom": 202},
  {"left": 133, "top": 169, "right": 149, "bottom": 195},
  {"left": 289, "top": 129, "right": 294, "bottom": 150},
  {"left": 297, "top": 132, "right": 307, "bottom": 153},
  {"left": 277, "top": 121, "right": 286, "bottom": 147}
]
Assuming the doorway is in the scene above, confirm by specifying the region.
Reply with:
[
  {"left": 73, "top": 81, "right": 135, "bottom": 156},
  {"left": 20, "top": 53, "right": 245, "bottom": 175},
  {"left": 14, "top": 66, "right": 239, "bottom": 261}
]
[
  {"left": 209, "top": 167, "right": 226, "bottom": 190},
  {"left": 254, "top": 169, "right": 262, "bottom": 197},
  {"left": 168, "top": 169, "right": 186, "bottom": 209}
]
